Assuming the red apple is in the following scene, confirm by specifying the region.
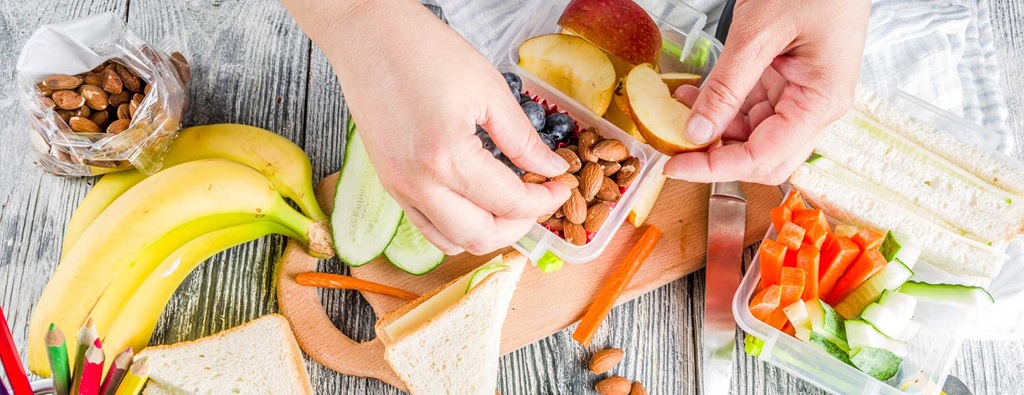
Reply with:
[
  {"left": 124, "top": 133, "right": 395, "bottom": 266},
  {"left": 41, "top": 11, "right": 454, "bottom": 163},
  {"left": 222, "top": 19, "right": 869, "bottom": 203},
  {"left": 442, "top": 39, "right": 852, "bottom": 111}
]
[{"left": 558, "top": 0, "right": 662, "bottom": 67}]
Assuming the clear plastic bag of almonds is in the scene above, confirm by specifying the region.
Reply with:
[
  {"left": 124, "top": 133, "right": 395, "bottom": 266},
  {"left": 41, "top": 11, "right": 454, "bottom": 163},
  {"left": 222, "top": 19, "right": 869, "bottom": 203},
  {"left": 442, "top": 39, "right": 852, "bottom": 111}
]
[{"left": 16, "top": 13, "right": 191, "bottom": 176}]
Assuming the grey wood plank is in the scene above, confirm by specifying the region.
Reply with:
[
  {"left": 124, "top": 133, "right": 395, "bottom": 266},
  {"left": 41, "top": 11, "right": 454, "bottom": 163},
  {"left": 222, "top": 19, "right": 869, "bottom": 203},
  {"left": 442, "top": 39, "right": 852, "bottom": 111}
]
[{"left": 989, "top": 0, "right": 1024, "bottom": 161}]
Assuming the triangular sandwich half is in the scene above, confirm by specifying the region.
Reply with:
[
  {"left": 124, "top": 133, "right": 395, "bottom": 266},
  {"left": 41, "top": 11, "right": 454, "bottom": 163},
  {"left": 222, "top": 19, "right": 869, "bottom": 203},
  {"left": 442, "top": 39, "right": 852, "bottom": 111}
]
[{"left": 375, "top": 251, "right": 526, "bottom": 395}]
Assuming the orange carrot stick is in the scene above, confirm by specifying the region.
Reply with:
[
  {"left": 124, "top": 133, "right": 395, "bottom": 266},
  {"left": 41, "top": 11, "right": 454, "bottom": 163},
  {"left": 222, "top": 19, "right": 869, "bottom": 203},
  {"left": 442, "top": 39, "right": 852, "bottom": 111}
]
[
  {"left": 296, "top": 272, "right": 420, "bottom": 301},
  {"left": 573, "top": 225, "right": 663, "bottom": 347}
]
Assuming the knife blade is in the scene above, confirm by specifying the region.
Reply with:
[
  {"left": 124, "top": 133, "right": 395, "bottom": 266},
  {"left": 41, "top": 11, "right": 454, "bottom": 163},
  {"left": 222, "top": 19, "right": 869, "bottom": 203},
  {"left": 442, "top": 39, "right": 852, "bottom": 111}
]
[{"left": 702, "top": 181, "right": 746, "bottom": 395}]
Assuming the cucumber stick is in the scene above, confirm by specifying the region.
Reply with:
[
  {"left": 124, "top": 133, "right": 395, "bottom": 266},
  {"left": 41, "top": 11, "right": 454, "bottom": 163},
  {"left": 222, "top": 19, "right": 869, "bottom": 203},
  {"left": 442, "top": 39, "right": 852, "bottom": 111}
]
[
  {"left": 807, "top": 299, "right": 849, "bottom": 351},
  {"left": 846, "top": 319, "right": 908, "bottom": 357},
  {"left": 834, "top": 259, "right": 914, "bottom": 319},
  {"left": 385, "top": 216, "right": 446, "bottom": 275},
  {"left": 898, "top": 281, "right": 995, "bottom": 307},
  {"left": 879, "top": 231, "right": 921, "bottom": 269},
  {"left": 332, "top": 126, "right": 403, "bottom": 267},
  {"left": 850, "top": 348, "right": 902, "bottom": 381}
]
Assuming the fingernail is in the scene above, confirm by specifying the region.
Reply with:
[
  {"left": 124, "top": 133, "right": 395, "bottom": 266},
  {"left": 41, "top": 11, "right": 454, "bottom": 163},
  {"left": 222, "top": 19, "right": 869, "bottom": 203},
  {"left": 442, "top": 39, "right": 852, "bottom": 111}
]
[
  {"left": 686, "top": 114, "right": 715, "bottom": 144},
  {"left": 550, "top": 150, "right": 570, "bottom": 172}
]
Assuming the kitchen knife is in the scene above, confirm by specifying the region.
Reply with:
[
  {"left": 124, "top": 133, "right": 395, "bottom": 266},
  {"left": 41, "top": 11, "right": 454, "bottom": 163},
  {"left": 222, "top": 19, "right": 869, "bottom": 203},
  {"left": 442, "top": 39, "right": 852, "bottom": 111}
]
[{"left": 701, "top": 1, "right": 743, "bottom": 394}]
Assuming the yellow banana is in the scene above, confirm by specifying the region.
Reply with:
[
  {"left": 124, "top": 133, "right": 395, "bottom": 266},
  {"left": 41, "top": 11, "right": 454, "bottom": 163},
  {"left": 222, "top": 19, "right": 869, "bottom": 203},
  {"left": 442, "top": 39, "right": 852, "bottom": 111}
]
[
  {"left": 62, "top": 124, "right": 326, "bottom": 256},
  {"left": 99, "top": 220, "right": 295, "bottom": 370},
  {"left": 29, "top": 159, "right": 332, "bottom": 375}
]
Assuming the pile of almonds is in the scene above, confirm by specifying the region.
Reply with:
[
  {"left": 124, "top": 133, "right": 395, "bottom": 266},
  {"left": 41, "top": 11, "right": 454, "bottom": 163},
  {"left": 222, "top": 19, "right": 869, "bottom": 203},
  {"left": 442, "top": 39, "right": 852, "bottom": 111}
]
[
  {"left": 37, "top": 60, "right": 150, "bottom": 135},
  {"left": 525, "top": 127, "right": 640, "bottom": 246},
  {"left": 589, "top": 348, "right": 647, "bottom": 395}
]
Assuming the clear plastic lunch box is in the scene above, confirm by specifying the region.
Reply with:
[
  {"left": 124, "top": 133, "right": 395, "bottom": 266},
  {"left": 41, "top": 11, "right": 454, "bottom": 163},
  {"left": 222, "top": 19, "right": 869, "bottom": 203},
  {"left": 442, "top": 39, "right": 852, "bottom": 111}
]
[
  {"left": 733, "top": 92, "right": 1024, "bottom": 394},
  {"left": 488, "top": 0, "right": 724, "bottom": 264}
]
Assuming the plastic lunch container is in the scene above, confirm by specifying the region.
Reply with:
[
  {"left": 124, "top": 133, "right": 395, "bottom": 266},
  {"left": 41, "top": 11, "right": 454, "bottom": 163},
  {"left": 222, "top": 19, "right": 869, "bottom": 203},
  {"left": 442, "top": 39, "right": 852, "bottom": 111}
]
[
  {"left": 733, "top": 91, "right": 1024, "bottom": 394},
  {"left": 488, "top": 0, "right": 723, "bottom": 264}
]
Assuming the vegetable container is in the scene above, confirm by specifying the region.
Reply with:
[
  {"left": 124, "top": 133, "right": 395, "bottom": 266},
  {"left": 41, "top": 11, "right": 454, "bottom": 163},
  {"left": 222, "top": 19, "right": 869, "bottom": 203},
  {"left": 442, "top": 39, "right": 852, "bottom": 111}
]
[
  {"left": 733, "top": 91, "right": 1024, "bottom": 394},
  {"left": 488, "top": 0, "right": 723, "bottom": 264}
]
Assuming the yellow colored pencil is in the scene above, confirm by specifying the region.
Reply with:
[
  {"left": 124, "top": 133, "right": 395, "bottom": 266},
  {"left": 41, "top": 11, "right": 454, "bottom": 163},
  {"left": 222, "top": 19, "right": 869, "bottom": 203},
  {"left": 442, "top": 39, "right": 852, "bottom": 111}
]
[{"left": 113, "top": 357, "right": 149, "bottom": 395}]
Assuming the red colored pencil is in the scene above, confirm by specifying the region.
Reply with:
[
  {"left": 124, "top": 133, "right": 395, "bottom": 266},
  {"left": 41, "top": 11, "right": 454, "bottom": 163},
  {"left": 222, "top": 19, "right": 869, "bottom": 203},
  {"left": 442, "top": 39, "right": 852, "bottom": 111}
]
[
  {"left": 77, "top": 344, "right": 105, "bottom": 395},
  {"left": 0, "top": 306, "right": 32, "bottom": 395}
]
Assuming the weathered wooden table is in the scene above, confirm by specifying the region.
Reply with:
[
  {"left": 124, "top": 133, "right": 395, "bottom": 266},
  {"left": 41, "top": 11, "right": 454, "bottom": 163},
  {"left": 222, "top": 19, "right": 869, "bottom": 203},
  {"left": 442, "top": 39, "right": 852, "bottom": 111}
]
[{"left": 1, "top": 1, "right": 1022, "bottom": 394}]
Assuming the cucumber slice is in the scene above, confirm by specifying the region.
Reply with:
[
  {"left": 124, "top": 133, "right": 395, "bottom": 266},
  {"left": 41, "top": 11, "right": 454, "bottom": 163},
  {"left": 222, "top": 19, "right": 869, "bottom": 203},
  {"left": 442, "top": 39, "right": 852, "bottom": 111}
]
[
  {"left": 878, "top": 290, "right": 918, "bottom": 318},
  {"left": 783, "top": 300, "right": 812, "bottom": 342},
  {"left": 384, "top": 216, "right": 446, "bottom": 275},
  {"left": 834, "top": 259, "right": 914, "bottom": 319},
  {"left": 846, "top": 320, "right": 908, "bottom": 357},
  {"left": 809, "top": 332, "right": 853, "bottom": 366},
  {"left": 860, "top": 303, "right": 915, "bottom": 340},
  {"left": 897, "top": 281, "right": 995, "bottom": 307},
  {"left": 466, "top": 262, "right": 510, "bottom": 294},
  {"left": 332, "top": 126, "right": 403, "bottom": 267},
  {"left": 880, "top": 231, "right": 921, "bottom": 269},
  {"left": 850, "top": 347, "right": 902, "bottom": 381},
  {"left": 807, "top": 299, "right": 849, "bottom": 351}
]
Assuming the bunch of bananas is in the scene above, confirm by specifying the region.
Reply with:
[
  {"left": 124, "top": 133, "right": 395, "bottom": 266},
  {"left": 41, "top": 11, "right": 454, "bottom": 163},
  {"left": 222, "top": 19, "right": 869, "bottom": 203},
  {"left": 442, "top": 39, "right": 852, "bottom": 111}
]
[{"left": 28, "top": 124, "right": 334, "bottom": 375}]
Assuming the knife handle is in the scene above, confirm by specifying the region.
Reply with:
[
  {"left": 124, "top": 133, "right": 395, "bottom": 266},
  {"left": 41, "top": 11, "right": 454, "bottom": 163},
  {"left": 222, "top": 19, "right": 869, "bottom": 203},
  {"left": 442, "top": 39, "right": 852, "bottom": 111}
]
[{"left": 711, "top": 181, "right": 746, "bottom": 201}]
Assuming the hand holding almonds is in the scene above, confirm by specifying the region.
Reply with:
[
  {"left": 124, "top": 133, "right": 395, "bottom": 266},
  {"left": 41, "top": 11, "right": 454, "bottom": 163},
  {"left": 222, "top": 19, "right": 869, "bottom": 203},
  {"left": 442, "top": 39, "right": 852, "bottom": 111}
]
[{"left": 531, "top": 126, "right": 641, "bottom": 246}]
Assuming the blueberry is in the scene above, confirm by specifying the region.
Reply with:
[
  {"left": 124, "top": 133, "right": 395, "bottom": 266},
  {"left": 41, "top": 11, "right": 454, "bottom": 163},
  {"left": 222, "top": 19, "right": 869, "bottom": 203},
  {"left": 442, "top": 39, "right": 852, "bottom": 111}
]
[
  {"left": 543, "top": 113, "right": 574, "bottom": 142},
  {"left": 509, "top": 85, "right": 521, "bottom": 103},
  {"left": 540, "top": 134, "right": 557, "bottom": 150},
  {"left": 519, "top": 93, "right": 534, "bottom": 104},
  {"left": 503, "top": 72, "right": 523, "bottom": 93},
  {"left": 499, "top": 154, "right": 525, "bottom": 176},
  {"left": 521, "top": 100, "right": 546, "bottom": 131},
  {"left": 475, "top": 126, "right": 502, "bottom": 158},
  {"left": 475, "top": 125, "right": 487, "bottom": 136}
]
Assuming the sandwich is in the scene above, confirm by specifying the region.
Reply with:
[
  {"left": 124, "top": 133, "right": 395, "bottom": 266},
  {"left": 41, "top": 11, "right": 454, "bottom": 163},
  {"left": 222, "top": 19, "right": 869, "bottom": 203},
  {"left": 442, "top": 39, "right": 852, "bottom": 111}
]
[
  {"left": 137, "top": 314, "right": 313, "bottom": 395},
  {"left": 375, "top": 252, "right": 526, "bottom": 395},
  {"left": 790, "top": 87, "right": 1022, "bottom": 278}
]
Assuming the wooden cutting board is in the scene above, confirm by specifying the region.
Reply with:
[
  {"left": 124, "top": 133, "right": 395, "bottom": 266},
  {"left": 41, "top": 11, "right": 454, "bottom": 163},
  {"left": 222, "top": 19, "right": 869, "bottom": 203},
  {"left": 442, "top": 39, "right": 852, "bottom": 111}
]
[{"left": 278, "top": 173, "right": 781, "bottom": 390}]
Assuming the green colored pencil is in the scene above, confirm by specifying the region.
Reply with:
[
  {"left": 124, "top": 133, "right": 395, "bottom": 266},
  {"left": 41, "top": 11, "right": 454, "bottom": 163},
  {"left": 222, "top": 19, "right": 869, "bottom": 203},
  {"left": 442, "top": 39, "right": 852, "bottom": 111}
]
[
  {"left": 45, "top": 323, "right": 71, "bottom": 395},
  {"left": 99, "top": 347, "right": 133, "bottom": 395},
  {"left": 71, "top": 318, "right": 99, "bottom": 395}
]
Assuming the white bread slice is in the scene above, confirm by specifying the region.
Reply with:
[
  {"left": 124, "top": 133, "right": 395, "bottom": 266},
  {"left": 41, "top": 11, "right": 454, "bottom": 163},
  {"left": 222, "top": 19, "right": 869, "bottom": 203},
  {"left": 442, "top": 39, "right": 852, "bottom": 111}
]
[
  {"left": 815, "top": 115, "right": 1023, "bottom": 243},
  {"left": 853, "top": 86, "right": 1024, "bottom": 196},
  {"left": 375, "top": 252, "right": 526, "bottom": 395},
  {"left": 790, "top": 164, "right": 1008, "bottom": 278},
  {"left": 137, "top": 314, "right": 313, "bottom": 395}
]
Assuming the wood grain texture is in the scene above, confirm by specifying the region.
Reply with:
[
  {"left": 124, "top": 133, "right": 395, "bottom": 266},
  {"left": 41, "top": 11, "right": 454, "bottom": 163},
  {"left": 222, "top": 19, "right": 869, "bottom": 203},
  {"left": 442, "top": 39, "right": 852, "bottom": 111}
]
[{"left": 0, "top": 1, "right": 1021, "bottom": 394}]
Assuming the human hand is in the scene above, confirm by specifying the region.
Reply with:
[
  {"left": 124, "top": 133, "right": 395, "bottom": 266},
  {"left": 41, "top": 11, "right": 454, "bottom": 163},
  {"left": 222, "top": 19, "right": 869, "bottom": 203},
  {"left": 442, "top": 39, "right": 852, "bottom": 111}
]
[
  {"left": 282, "top": 0, "right": 570, "bottom": 255},
  {"left": 664, "top": 0, "right": 870, "bottom": 184}
]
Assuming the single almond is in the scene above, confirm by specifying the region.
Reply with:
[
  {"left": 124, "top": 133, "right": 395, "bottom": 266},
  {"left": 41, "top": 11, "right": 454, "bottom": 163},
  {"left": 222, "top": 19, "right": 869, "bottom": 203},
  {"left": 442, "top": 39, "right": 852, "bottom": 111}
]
[
  {"left": 74, "top": 106, "right": 91, "bottom": 118},
  {"left": 578, "top": 129, "right": 600, "bottom": 163},
  {"left": 563, "top": 189, "right": 587, "bottom": 225},
  {"left": 616, "top": 157, "right": 640, "bottom": 186},
  {"left": 170, "top": 51, "right": 192, "bottom": 83},
  {"left": 107, "top": 119, "right": 130, "bottom": 134},
  {"left": 554, "top": 206, "right": 564, "bottom": 219},
  {"left": 117, "top": 104, "right": 131, "bottom": 120},
  {"left": 551, "top": 173, "right": 579, "bottom": 189},
  {"left": 90, "top": 111, "right": 110, "bottom": 129},
  {"left": 542, "top": 217, "right": 564, "bottom": 232},
  {"left": 537, "top": 212, "right": 553, "bottom": 224},
  {"left": 69, "top": 116, "right": 101, "bottom": 133},
  {"left": 589, "top": 348, "right": 625, "bottom": 374},
  {"left": 116, "top": 64, "right": 142, "bottom": 92},
  {"left": 629, "top": 381, "right": 647, "bottom": 395},
  {"left": 563, "top": 221, "right": 587, "bottom": 246},
  {"left": 596, "top": 177, "right": 621, "bottom": 202},
  {"left": 600, "top": 160, "right": 621, "bottom": 177},
  {"left": 56, "top": 110, "right": 74, "bottom": 123},
  {"left": 108, "top": 91, "right": 131, "bottom": 107},
  {"left": 584, "top": 203, "right": 611, "bottom": 233},
  {"left": 83, "top": 72, "right": 103, "bottom": 87},
  {"left": 595, "top": 376, "right": 631, "bottom": 395},
  {"left": 593, "top": 139, "right": 630, "bottom": 162},
  {"left": 78, "top": 85, "right": 108, "bottom": 111},
  {"left": 36, "top": 83, "right": 54, "bottom": 97},
  {"left": 52, "top": 90, "right": 85, "bottom": 110},
  {"left": 101, "top": 69, "right": 123, "bottom": 94},
  {"left": 143, "top": 83, "right": 152, "bottom": 95},
  {"left": 555, "top": 147, "right": 582, "bottom": 173},
  {"left": 39, "top": 97, "right": 56, "bottom": 109},
  {"left": 128, "top": 99, "right": 139, "bottom": 118},
  {"left": 522, "top": 172, "right": 547, "bottom": 184},
  {"left": 42, "top": 74, "right": 82, "bottom": 90},
  {"left": 579, "top": 162, "right": 603, "bottom": 200}
]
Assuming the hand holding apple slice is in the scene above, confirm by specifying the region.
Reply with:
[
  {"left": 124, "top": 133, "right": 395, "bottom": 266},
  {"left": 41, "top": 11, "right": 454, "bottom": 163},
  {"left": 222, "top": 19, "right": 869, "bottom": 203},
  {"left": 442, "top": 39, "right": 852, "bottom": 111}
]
[
  {"left": 624, "top": 64, "right": 715, "bottom": 155},
  {"left": 518, "top": 34, "right": 617, "bottom": 116}
]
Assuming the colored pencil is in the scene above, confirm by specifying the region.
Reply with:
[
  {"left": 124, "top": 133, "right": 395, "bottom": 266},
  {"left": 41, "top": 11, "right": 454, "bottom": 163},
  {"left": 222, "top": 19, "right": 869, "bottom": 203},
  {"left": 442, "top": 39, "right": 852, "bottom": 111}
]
[
  {"left": 70, "top": 318, "right": 99, "bottom": 395},
  {"left": 0, "top": 306, "right": 31, "bottom": 395},
  {"left": 112, "top": 357, "right": 148, "bottom": 395},
  {"left": 99, "top": 347, "right": 133, "bottom": 395},
  {"left": 76, "top": 344, "right": 104, "bottom": 395},
  {"left": 0, "top": 383, "right": 9, "bottom": 395},
  {"left": 46, "top": 324, "right": 72, "bottom": 395}
]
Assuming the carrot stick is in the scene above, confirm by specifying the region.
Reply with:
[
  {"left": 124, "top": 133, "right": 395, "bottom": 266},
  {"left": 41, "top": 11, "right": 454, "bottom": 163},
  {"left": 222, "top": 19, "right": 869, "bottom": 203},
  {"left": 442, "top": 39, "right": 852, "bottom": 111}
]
[
  {"left": 573, "top": 225, "right": 663, "bottom": 347},
  {"left": 296, "top": 272, "right": 420, "bottom": 301}
]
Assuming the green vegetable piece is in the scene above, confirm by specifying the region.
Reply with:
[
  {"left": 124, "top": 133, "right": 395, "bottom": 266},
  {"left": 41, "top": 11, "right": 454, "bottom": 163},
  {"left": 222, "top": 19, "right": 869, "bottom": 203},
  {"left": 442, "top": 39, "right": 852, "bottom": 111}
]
[
  {"left": 743, "top": 334, "right": 764, "bottom": 357},
  {"left": 809, "top": 332, "right": 853, "bottom": 366},
  {"left": 537, "top": 251, "right": 564, "bottom": 273},
  {"left": 806, "top": 153, "right": 823, "bottom": 163},
  {"left": 850, "top": 347, "right": 903, "bottom": 381}
]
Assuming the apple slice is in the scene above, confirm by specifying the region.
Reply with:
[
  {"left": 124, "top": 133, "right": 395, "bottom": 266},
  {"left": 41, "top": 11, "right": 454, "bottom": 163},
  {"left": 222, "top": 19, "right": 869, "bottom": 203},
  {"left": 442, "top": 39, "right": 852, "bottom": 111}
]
[
  {"left": 660, "top": 72, "right": 703, "bottom": 92},
  {"left": 558, "top": 0, "right": 662, "bottom": 67},
  {"left": 603, "top": 96, "right": 646, "bottom": 143},
  {"left": 612, "top": 80, "right": 631, "bottom": 117},
  {"left": 628, "top": 172, "right": 666, "bottom": 227},
  {"left": 624, "top": 64, "right": 714, "bottom": 154},
  {"left": 518, "top": 34, "right": 617, "bottom": 116}
]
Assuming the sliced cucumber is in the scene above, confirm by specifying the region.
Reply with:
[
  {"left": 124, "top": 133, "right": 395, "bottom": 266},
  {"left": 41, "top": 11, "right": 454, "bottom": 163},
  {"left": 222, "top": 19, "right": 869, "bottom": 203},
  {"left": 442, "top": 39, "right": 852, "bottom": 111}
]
[
  {"left": 384, "top": 216, "right": 446, "bottom": 275},
  {"left": 807, "top": 299, "right": 849, "bottom": 351},
  {"left": 845, "top": 319, "right": 908, "bottom": 357},
  {"left": 809, "top": 332, "right": 853, "bottom": 366},
  {"left": 850, "top": 347, "right": 902, "bottom": 381},
  {"left": 466, "top": 261, "right": 509, "bottom": 294},
  {"left": 834, "top": 259, "right": 914, "bottom": 319},
  {"left": 897, "top": 281, "right": 995, "bottom": 307},
  {"left": 860, "top": 303, "right": 915, "bottom": 340},
  {"left": 879, "top": 231, "right": 921, "bottom": 269},
  {"left": 784, "top": 300, "right": 812, "bottom": 342},
  {"left": 878, "top": 289, "right": 918, "bottom": 318},
  {"left": 332, "top": 126, "right": 404, "bottom": 267}
]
